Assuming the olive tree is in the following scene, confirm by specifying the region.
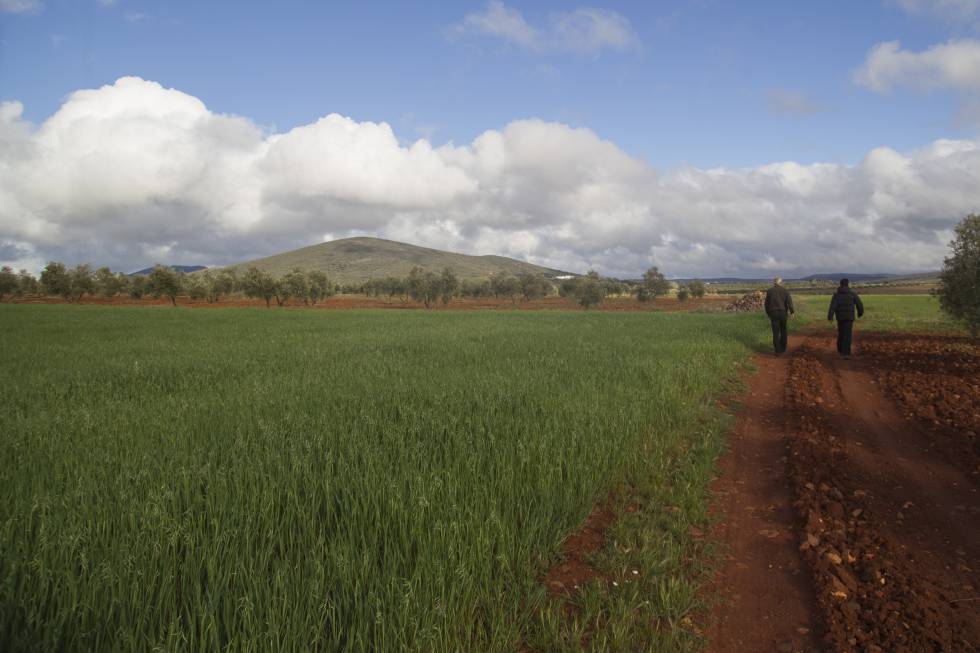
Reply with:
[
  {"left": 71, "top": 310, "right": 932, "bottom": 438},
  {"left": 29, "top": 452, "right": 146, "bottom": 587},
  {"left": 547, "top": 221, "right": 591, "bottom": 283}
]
[
  {"left": 282, "top": 268, "right": 311, "bottom": 305},
  {"left": 490, "top": 271, "right": 521, "bottom": 303},
  {"left": 407, "top": 266, "right": 440, "bottom": 308},
  {"left": 439, "top": 267, "right": 459, "bottom": 305},
  {"left": 94, "top": 266, "right": 127, "bottom": 298},
  {"left": 241, "top": 266, "right": 278, "bottom": 308},
  {"left": 69, "top": 264, "right": 96, "bottom": 302},
  {"left": 203, "top": 270, "right": 236, "bottom": 303},
  {"left": 688, "top": 279, "right": 707, "bottom": 298},
  {"left": 677, "top": 285, "right": 691, "bottom": 302},
  {"left": 461, "top": 278, "right": 492, "bottom": 298},
  {"left": 40, "top": 261, "right": 71, "bottom": 299},
  {"left": 577, "top": 270, "right": 607, "bottom": 309},
  {"left": 184, "top": 274, "right": 208, "bottom": 301},
  {"left": 602, "top": 279, "right": 628, "bottom": 297},
  {"left": 146, "top": 265, "right": 182, "bottom": 306},
  {"left": 518, "top": 272, "right": 552, "bottom": 302},
  {"left": 636, "top": 266, "right": 670, "bottom": 302},
  {"left": 0, "top": 266, "right": 17, "bottom": 301},
  {"left": 16, "top": 270, "right": 39, "bottom": 297},
  {"left": 129, "top": 275, "right": 147, "bottom": 299},
  {"left": 307, "top": 270, "right": 334, "bottom": 304},
  {"left": 558, "top": 278, "right": 580, "bottom": 298},
  {"left": 380, "top": 276, "right": 405, "bottom": 302},
  {"left": 41, "top": 263, "right": 94, "bottom": 303},
  {"left": 937, "top": 213, "right": 980, "bottom": 336}
]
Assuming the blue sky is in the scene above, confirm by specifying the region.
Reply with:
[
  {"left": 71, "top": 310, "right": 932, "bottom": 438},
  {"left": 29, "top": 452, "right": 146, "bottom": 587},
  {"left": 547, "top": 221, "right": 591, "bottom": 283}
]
[
  {"left": 1, "top": 0, "right": 979, "bottom": 277},
  {"left": 3, "top": 0, "right": 974, "bottom": 167}
]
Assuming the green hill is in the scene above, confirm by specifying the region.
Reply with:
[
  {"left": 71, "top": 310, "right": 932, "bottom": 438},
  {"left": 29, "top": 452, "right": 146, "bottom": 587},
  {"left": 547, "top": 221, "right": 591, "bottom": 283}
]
[{"left": 221, "top": 237, "right": 571, "bottom": 283}]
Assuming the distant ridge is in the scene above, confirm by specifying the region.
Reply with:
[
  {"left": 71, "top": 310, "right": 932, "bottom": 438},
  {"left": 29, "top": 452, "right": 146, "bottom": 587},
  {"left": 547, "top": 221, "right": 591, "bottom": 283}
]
[
  {"left": 130, "top": 265, "right": 207, "bottom": 276},
  {"left": 797, "top": 273, "right": 895, "bottom": 282},
  {"left": 221, "top": 237, "right": 571, "bottom": 283},
  {"left": 671, "top": 272, "right": 937, "bottom": 284}
]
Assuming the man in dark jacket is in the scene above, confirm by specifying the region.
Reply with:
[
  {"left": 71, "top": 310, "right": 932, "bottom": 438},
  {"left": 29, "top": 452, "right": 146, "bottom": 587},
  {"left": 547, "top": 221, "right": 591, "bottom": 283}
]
[
  {"left": 764, "top": 277, "right": 794, "bottom": 354},
  {"left": 827, "top": 278, "right": 864, "bottom": 356}
]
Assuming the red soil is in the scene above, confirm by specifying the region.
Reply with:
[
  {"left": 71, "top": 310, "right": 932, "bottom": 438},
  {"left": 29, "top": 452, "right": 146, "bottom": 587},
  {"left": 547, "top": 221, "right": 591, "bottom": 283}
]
[
  {"left": 707, "top": 331, "right": 980, "bottom": 652},
  {"left": 543, "top": 499, "right": 618, "bottom": 596}
]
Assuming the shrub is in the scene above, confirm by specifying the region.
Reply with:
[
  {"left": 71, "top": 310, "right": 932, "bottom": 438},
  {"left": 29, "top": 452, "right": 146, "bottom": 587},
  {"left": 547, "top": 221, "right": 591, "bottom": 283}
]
[{"left": 937, "top": 213, "right": 980, "bottom": 336}]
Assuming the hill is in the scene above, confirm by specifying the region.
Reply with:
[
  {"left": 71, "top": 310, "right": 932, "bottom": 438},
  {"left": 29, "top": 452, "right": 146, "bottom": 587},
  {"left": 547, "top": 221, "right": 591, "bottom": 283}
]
[
  {"left": 221, "top": 237, "right": 570, "bottom": 283},
  {"left": 130, "top": 265, "right": 207, "bottom": 276}
]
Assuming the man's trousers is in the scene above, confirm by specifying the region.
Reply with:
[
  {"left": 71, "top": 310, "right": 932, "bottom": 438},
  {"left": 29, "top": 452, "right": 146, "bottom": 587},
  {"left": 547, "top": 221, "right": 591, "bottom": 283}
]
[
  {"left": 836, "top": 319, "right": 854, "bottom": 356},
  {"left": 769, "top": 313, "right": 788, "bottom": 354}
]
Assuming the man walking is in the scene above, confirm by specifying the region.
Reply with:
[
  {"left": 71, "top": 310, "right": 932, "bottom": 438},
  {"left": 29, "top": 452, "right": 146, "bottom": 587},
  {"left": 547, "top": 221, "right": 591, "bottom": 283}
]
[
  {"left": 827, "top": 278, "right": 864, "bottom": 357},
  {"left": 764, "top": 277, "right": 794, "bottom": 354}
]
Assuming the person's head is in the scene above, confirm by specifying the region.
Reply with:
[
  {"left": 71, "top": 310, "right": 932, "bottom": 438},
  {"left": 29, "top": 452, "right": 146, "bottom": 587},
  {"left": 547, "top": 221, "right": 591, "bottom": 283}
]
[
  {"left": 839, "top": 278, "right": 849, "bottom": 287},
  {"left": 773, "top": 276, "right": 782, "bottom": 286}
]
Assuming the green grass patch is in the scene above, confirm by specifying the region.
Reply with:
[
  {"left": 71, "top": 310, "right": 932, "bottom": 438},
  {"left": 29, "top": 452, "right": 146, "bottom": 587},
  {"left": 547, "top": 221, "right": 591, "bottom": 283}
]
[
  {"left": 0, "top": 304, "right": 766, "bottom": 651},
  {"left": 792, "top": 293, "right": 961, "bottom": 334}
]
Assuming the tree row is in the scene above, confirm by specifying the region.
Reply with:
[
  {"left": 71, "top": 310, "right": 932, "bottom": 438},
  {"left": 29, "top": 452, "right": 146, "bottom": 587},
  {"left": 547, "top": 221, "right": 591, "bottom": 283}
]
[{"left": 0, "top": 262, "right": 706, "bottom": 309}]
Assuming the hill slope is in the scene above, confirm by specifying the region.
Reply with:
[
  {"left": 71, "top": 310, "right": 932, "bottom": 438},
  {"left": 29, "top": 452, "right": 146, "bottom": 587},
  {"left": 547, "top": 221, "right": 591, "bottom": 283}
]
[
  {"left": 223, "top": 237, "right": 570, "bottom": 283},
  {"left": 130, "top": 265, "right": 207, "bottom": 276}
]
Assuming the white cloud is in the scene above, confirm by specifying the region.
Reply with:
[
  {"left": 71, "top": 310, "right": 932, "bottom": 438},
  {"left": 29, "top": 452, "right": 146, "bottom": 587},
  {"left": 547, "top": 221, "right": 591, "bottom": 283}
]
[
  {"left": 450, "top": 2, "right": 640, "bottom": 55},
  {"left": 766, "top": 89, "right": 825, "bottom": 115},
  {"left": 855, "top": 39, "right": 980, "bottom": 91},
  {"left": 453, "top": 1, "right": 539, "bottom": 49},
  {"left": 0, "top": 0, "right": 42, "bottom": 14},
  {"left": 1, "top": 77, "right": 977, "bottom": 277},
  {"left": 551, "top": 8, "right": 640, "bottom": 54}
]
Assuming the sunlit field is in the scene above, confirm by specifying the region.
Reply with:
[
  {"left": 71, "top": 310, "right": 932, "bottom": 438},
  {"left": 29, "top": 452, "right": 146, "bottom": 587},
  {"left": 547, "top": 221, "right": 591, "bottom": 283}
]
[
  {"left": 0, "top": 304, "right": 772, "bottom": 651},
  {"left": 793, "top": 294, "right": 958, "bottom": 333}
]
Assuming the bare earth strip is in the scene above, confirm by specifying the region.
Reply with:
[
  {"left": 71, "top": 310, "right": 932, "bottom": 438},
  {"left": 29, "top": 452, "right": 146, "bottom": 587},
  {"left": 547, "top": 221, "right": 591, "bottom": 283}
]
[
  {"left": 706, "top": 331, "right": 980, "bottom": 652},
  {"left": 792, "top": 334, "right": 979, "bottom": 651},
  {"left": 704, "top": 339, "right": 822, "bottom": 653}
]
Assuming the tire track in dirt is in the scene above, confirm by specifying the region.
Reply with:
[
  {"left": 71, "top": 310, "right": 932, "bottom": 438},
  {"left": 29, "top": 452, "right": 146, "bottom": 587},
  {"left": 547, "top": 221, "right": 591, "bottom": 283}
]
[
  {"left": 706, "top": 331, "right": 980, "bottom": 653},
  {"left": 704, "top": 340, "right": 822, "bottom": 653},
  {"left": 783, "top": 334, "right": 979, "bottom": 652}
]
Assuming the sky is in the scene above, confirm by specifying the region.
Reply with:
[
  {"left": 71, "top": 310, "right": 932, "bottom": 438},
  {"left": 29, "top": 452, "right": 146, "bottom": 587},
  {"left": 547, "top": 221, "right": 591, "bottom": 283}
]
[{"left": 1, "top": 0, "right": 979, "bottom": 278}]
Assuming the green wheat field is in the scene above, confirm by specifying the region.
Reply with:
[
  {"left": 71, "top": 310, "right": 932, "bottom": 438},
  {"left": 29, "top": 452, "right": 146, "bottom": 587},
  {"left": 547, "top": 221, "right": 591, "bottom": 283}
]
[{"left": 0, "top": 297, "right": 947, "bottom": 651}]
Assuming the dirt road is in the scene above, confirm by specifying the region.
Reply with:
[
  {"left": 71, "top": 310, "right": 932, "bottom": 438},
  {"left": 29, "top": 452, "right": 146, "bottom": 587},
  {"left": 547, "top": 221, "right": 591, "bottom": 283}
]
[
  {"left": 706, "top": 332, "right": 980, "bottom": 652},
  {"left": 704, "top": 337, "right": 821, "bottom": 652}
]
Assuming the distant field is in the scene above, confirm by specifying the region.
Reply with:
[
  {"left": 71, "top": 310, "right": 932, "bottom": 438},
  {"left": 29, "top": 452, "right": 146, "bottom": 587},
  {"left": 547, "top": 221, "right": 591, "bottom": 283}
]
[
  {"left": 0, "top": 304, "right": 767, "bottom": 651},
  {"left": 792, "top": 294, "right": 959, "bottom": 334}
]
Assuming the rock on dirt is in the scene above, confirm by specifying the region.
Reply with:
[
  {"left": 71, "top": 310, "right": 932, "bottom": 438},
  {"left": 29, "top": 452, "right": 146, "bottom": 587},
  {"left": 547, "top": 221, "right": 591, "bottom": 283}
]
[{"left": 785, "top": 339, "right": 979, "bottom": 652}]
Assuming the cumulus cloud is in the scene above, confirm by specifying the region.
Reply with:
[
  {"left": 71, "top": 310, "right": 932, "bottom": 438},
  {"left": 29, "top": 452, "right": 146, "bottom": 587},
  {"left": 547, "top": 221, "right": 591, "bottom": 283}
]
[
  {"left": 1, "top": 76, "right": 977, "bottom": 278},
  {"left": 449, "top": 2, "right": 640, "bottom": 55},
  {"left": 0, "top": 0, "right": 42, "bottom": 14},
  {"left": 855, "top": 39, "right": 980, "bottom": 91}
]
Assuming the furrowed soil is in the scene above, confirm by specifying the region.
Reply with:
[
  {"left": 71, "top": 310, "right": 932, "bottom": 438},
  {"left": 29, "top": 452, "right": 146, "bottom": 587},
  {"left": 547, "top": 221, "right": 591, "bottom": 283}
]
[{"left": 706, "top": 331, "right": 980, "bottom": 653}]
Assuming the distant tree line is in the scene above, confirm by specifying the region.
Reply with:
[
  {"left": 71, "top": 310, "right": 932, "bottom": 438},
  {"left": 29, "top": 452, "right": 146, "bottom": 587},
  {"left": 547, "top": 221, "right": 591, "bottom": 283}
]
[
  {"left": 0, "top": 262, "right": 338, "bottom": 308},
  {"left": 1, "top": 261, "right": 708, "bottom": 310}
]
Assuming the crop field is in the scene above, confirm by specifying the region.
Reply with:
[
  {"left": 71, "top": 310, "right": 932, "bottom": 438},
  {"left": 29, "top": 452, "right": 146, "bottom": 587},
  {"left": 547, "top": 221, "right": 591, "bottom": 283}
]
[
  {"left": 792, "top": 294, "right": 958, "bottom": 333},
  {"left": 0, "top": 304, "right": 768, "bottom": 651}
]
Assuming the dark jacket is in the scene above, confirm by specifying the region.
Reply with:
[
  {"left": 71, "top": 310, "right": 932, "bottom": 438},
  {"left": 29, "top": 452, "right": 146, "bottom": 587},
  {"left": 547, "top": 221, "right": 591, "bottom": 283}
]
[
  {"left": 765, "top": 285, "right": 795, "bottom": 316},
  {"left": 828, "top": 287, "right": 864, "bottom": 321}
]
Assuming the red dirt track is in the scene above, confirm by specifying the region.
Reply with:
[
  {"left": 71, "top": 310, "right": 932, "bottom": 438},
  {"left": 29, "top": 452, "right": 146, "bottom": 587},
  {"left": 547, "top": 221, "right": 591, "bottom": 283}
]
[{"left": 707, "top": 332, "right": 980, "bottom": 652}]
